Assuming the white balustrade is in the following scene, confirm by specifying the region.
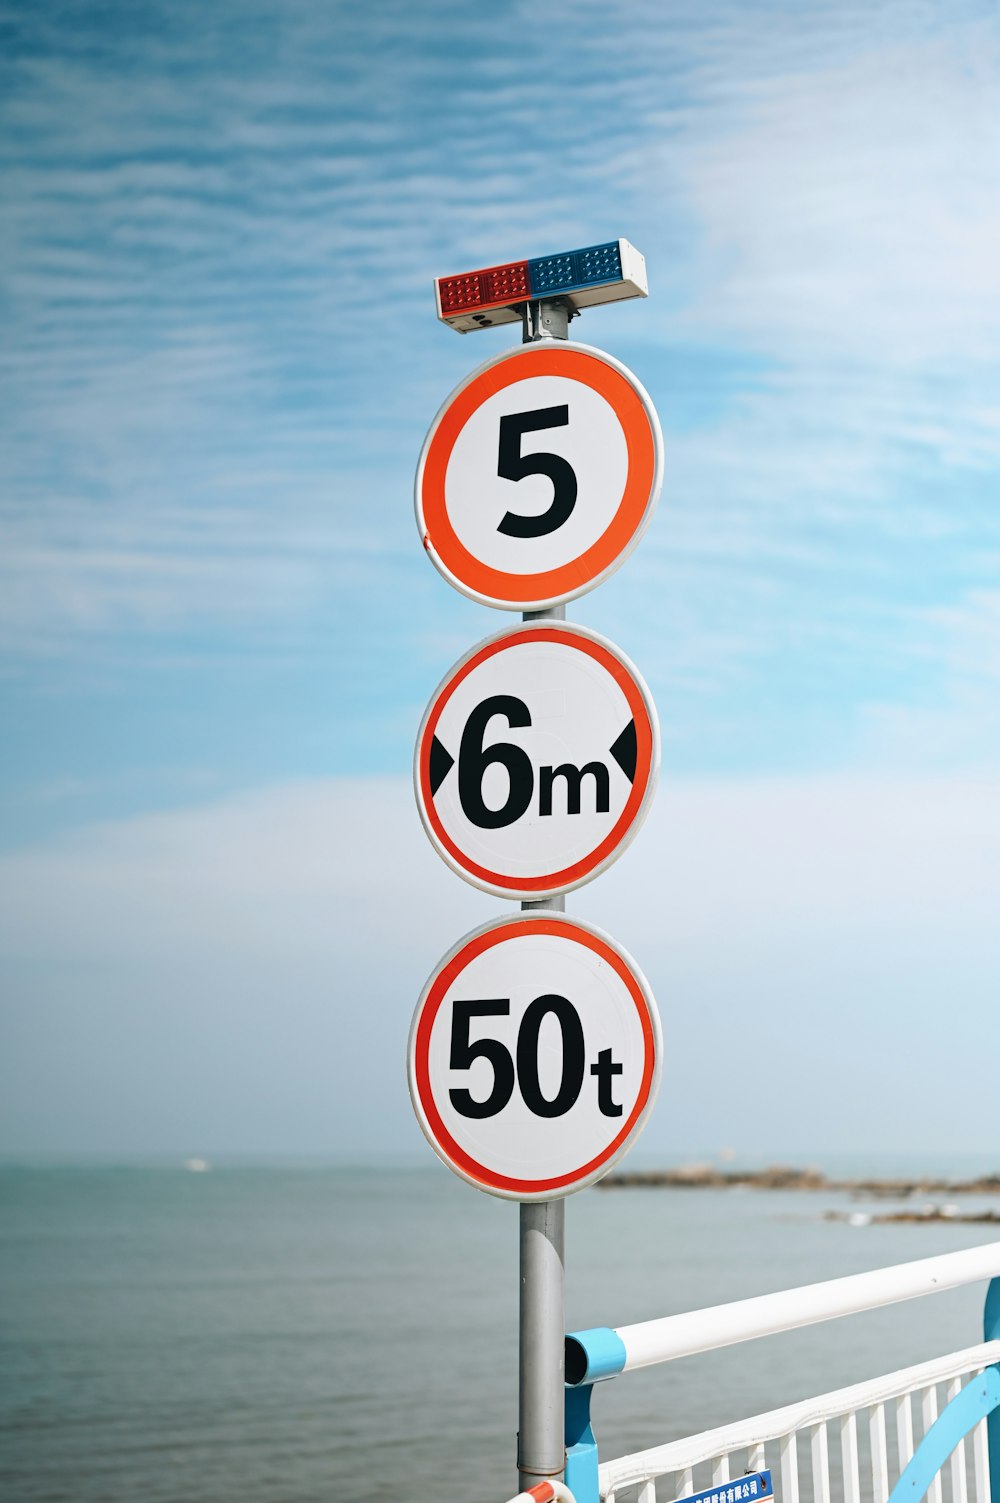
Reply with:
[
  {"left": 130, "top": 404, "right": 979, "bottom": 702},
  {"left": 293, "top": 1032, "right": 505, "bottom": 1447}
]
[{"left": 597, "top": 1343, "right": 999, "bottom": 1503}]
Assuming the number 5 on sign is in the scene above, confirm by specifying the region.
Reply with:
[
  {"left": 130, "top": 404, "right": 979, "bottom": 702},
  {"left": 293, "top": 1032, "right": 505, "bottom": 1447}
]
[
  {"left": 415, "top": 341, "right": 663, "bottom": 612},
  {"left": 408, "top": 912, "right": 661, "bottom": 1201},
  {"left": 496, "top": 406, "right": 576, "bottom": 539}
]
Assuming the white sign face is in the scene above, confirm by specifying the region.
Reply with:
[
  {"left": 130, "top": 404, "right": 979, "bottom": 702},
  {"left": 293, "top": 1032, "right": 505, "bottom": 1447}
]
[
  {"left": 414, "top": 622, "right": 659, "bottom": 900},
  {"left": 408, "top": 913, "right": 661, "bottom": 1200},
  {"left": 415, "top": 340, "right": 662, "bottom": 611}
]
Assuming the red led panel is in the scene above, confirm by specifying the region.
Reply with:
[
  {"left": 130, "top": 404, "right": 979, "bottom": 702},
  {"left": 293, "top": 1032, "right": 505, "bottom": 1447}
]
[
  {"left": 437, "top": 259, "right": 530, "bottom": 315},
  {"left": 481, "top": 260, "right": 530, "bottom": 303},
  {"left": 437, "top": 273, "right": 484, "bottom": 313}
]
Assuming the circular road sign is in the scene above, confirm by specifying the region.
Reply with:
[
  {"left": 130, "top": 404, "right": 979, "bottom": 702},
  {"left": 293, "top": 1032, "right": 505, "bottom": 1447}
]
[
  {"left": 408, "top": 912, "right": 662, "bottom": 1200},
  {"left": 415, "top": 339, "right": 663, "bottom": 611},
  {"left": 414, "top": 621, "right": 659, "bottom": 900}
]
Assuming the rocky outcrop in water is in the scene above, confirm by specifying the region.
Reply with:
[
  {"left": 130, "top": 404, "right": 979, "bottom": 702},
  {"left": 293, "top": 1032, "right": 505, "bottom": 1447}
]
[
  {"left": 824, "top": 1207, "right": 1000, "bottom": 1225},
  {"left": 596, "top": 1165, "right": 1000, "bottom": 1197}
]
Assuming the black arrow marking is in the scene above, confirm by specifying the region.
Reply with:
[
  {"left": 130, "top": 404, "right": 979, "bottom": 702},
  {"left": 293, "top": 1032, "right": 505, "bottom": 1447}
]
[
  {"left": 609, "top": 720, "right": 637, "bottom": 783},
  {"left": 429, "top": 735, "right": 455, "bottom": 797}
]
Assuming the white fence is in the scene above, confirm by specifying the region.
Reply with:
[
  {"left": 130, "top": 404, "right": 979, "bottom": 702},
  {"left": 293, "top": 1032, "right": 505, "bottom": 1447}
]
[
  {"left": 601, "top": 1342, "right": 998, "bottom": 1503},
  {"left": 561, "top": 1242, "right": 1000, "bottom": 1503}
]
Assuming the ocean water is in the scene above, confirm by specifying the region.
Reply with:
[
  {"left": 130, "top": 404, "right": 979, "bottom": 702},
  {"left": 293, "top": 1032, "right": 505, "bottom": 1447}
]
[{"left": 2, "top": 1160, "right": 999, "bottom": 1503}]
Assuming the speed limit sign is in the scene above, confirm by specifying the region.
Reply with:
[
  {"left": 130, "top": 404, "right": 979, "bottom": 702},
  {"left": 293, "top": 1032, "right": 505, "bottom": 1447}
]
[
  {"left": 408, "top": 911, "right": 661, "bottom": 1200},
  {"left": 414, "top": 620, "right": 659, "bottom": 900},
  {"left": 415, "top": 340, "right": 663, "bottom": 610}
]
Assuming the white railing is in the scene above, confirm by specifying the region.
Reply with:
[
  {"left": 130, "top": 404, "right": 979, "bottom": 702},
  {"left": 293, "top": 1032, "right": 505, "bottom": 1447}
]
[
  {"left": 600, "top": 1342, "right": 999, "bottom": 1503},
  {"left": 609, "top": 1245, "right": 1000, "bottom": 1373},
  {"left": 564, "top": 1242, "right": 1000, "bottom": 1503}
]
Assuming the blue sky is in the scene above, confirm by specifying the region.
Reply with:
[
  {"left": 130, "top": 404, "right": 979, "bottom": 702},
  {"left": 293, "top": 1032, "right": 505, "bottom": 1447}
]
[{"left": 1, "top": 0, "right": 998, "bottom": 1162}]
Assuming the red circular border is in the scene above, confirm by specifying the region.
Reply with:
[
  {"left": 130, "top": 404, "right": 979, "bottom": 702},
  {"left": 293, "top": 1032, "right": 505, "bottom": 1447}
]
[
  {"left": 412, "top": 916, "right": 657, "bottom": 1196},
  {"left": 418, "top": 344, "right": 658, "bottom": 607},
  {"left": 416, "top": 625, "right": 655, "bottom": 895}
]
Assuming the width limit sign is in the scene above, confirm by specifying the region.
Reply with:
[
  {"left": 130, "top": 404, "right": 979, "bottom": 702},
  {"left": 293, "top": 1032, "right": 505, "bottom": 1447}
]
[
  {"left": 415, "top": 621, "right": 659, "bottom": 899},
  {"left": 416, "top": 340, "right": 663, "bottom": 610},
  {"left": 408, "top": 913, "right": 661, "bottom": 1200}
]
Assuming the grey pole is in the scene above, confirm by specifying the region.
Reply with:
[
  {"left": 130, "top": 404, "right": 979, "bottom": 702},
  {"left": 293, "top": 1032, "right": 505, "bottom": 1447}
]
[
  {"left": 518, "top": 1197, "right": 566, "bottom": 1488},
  {"left": 516, "top": 295, "right": 574, "bottom": 1493}
]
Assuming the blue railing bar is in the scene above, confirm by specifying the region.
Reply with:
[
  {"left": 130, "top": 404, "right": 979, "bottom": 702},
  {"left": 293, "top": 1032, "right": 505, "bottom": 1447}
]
[
  {"left": 887, "top": 1366, "right": 1000, "bottom": 1503},
  {"left": 983, "top": 1276, "right": 1000, "bottom": 1500},
  {"left": 566, "top": 1241, "right": 1000, "bottom": 1382},
  {"left": 564, "top": 1327, "right": 627, "bottom": 1386}
]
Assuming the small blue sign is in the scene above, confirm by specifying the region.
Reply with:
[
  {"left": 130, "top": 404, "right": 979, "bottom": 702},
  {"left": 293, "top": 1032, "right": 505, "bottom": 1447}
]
[{"left": 674, "top": 1470, "right": 774, "bottom": 1503}]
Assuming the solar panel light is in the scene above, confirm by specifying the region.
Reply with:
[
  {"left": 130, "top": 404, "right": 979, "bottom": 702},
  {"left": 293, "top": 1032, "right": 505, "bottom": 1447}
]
[{"left": 435, "top": 239, "right": 648, "bottom": 333}]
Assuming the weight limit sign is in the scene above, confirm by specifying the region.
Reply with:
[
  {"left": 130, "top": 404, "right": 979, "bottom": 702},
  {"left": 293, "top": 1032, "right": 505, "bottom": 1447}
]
[
  {"left": 414, "top": 621, "right": 659, "bottom": 900},
  {"left": 415, "top": 340, "right": 663, "bottom": 611},
  {"left": 408, "top": 912, "right": 662, "bottom": 1201}
]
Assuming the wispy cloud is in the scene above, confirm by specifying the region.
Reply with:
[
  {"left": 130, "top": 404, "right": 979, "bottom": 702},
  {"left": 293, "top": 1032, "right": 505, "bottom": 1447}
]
[
  {"left": 1, "top": 0, "right": 998, "bottom": 785},
  {"left": 663, "top": 30, "right": 1000, "bottom": 365}
]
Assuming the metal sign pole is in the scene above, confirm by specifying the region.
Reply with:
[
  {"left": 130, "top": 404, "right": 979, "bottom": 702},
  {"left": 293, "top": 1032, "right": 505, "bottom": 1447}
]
[
  {"left": 517, "top": 295, "right": 573, "bottom": 1492},
  {"left": 518, "top": 1195, "right": 566, "bottom": 1488},
  {"left": 518, "top": 870, "right": 566, "bottom": 1490}
]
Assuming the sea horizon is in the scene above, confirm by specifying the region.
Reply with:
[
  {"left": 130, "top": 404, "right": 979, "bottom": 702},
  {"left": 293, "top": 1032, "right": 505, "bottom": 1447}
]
[
  {"left": 4, "top": 1146, "right": 1000, "bottom": 1177},
  {"left": 4, "top": 1158, "right": 1000, "bottom": 1502}
]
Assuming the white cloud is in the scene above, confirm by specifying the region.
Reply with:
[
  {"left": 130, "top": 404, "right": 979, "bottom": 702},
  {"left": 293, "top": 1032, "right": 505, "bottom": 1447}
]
[
  {"left": 683, "top": 129, "right": 997, "bottom": 364},
  {"left": 611, "top": 9, "right": 1000, "bottom": 366},
  {"left": 1, "top": 773, "right": 997, "bottom": 1156}
]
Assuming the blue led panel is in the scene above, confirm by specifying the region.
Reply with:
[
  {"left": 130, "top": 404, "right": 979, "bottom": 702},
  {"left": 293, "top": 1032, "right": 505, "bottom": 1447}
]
[
  {"left": 528, "top": 241, "right": 623, "bottom": 297},
  {"left": 529, "top": 252, "right": 576, "bottom": 295},
  {"left": 576, "top": 241, "right": 623, "bottom": 285}
]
